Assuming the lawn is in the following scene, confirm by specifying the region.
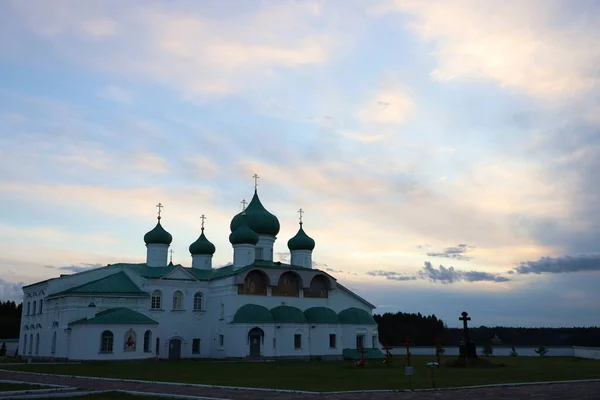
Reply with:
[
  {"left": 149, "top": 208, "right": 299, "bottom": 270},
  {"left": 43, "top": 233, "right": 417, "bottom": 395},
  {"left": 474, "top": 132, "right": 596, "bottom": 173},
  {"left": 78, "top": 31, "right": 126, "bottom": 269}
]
[
  {"left": 0, "top": 382, "right": 48, "bottom": 391},
  {"left": 51, "top": 393, "right": 176, "bottom": 400},
  {"left": 4, "top": 356, "right": 600, "bottom": 392}
]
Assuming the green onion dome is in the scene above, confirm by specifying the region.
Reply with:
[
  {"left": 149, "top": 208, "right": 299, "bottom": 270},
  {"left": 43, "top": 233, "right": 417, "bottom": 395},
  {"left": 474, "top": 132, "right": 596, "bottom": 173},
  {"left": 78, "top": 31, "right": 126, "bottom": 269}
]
[
  {"left": 230, "top": 190, "right": 280, "bottom": 236},
  {"left": 229, "top": 214, "right": 259, "bottom": 245},
  {"left": 144, "top": 219, "right": 173, "bottom": 245},
  {"left": 287, "top": 223, "right": 315, "bottom": 251},
  {"left": 189, "top": 229, "right": 216, "bottom": 255}
]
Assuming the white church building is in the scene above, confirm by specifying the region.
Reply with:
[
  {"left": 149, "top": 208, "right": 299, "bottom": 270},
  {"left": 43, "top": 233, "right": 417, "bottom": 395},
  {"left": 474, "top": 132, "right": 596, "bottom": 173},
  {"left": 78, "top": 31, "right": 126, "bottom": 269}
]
[{"left": 19, "top": 183, "right": 382, "bottom": 361}]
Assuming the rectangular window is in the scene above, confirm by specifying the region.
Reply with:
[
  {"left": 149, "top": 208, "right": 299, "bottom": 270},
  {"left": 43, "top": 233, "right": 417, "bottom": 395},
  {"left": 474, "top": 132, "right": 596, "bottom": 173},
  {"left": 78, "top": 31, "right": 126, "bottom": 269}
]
[
  {"left": 192, "top": 338, "right": 200, "bottom": 354},
  {"left": 273, "top": 338, "right": 276, "bottom": 349},
  {"left": 219, "top": 335, "right": 224, "bottom": 347},
  {"left": 372, "top": 335, "right": 377, "bottom": 348},
  {"left": 294, "top": 334, "right": 302, "bottom": 349},
  {"left": 155, "top": 338, "right": 160, "bottom": 355},
  {"left": 329, "top": 334, "right": 336, "bottom": 349},
  {"left": 151, "top": 296, "right": 161, "bottom": 309},
  {"left": 255, "top": 247, "right": 263, "bottom": 260},
  {"left": 356, "top": 335, "right": 364, "bottom": 349}
]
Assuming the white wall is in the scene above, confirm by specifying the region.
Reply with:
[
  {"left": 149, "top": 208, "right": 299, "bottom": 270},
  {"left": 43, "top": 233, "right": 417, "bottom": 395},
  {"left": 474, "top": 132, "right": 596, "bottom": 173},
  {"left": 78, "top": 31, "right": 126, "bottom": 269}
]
[{"left": 68, "top": 325, "right": 157, "bottom": 360}]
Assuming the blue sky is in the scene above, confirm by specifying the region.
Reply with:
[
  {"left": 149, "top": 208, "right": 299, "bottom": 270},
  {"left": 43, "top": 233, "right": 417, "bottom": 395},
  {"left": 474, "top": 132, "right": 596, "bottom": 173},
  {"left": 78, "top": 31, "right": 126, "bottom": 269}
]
[{"left": 1, "top": 0, "right": 600, "bottom": 327}]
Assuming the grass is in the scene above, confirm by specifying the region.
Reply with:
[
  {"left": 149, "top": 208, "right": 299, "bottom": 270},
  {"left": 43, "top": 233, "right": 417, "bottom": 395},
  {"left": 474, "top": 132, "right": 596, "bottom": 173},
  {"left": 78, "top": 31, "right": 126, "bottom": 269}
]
[
  {"left": 3, "top": 356, "right": 600, "bottom": 392},
  {"left": 0, "top": 382, "right": 48, "bottom": 391}
]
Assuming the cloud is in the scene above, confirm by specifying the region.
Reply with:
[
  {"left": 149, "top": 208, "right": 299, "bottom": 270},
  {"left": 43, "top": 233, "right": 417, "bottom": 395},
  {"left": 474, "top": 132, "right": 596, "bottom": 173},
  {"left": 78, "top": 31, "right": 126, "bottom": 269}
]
[
  {"left": 378, "top": 0, "right": 600, "bottom": 99},
  {"left": 7, "top": 1, "right": 341, "bottom": 97},
  {"left": 357, "top": 89, "right": 413, "bottom": 124},
  {"left": 426, "top": 243, "right": 475, "bottom": 261},
  {"left": 418, "top": 261, "right": 510, "bottom": 283},
  {"left": 325, "top": 267, "right": 343, "bottom": 274},
  {"left": 44, "top": 263, "right": 103, "bottom": 273},
  {"left": 511, "top": 254, "right": 600, "bottom": 275},
  {"left": 100, "top": 85, "right": 134, "bottom": 105},
  {"left": 366, "top": 270, "right": 417, "bottom": 281},
  {"left": 0, "top": 278, "right": 24, "bottom": 301}
]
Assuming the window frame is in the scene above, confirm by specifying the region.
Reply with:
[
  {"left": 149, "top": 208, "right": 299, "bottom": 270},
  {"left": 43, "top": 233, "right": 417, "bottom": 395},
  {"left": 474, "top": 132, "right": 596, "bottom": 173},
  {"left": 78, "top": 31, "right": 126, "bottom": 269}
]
[
  {"left": 329, "top": 334, "right": 337, "bottom": 349},
  {"left": 151, "top": 290, "right": 162, "bottom": 310},
  {"left": 294, "top": 334, "right": 302, "bottom": 349},
  {"left": 193, "top": 292, "right": 203, "bottom": 311},
  {"left": 172, "top": 290, "right": 183, "bottom": 310},
  {"left": 192, "top": 338, "right": 201, "bottom": 354},
  {"left": 100, "top": 330, "right": 114, "bottom": 353}
]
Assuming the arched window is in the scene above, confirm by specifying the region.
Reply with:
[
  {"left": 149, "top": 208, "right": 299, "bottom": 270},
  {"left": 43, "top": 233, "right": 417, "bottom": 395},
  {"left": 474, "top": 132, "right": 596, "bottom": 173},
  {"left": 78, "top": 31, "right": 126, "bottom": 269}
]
[
  {"left": 26, "top": 302, "right": 30, "bottom": 316},
  {"left": 143, "top": 330, "right": 152, "bottom": 353},
  {"left": 32, "top": 301, "right": 36, "bottom": 315},
  {"left": 272, "top": 272, "right": 301, "bottom": 297},
  {"left": 51, "top": 332, "right": 57, "bottom": 354},
  {"left": 193, "top": 292, "right": 203, "bottom": 310},
  {"left": 124, "top": 329, "right": 136, "bottom": 351},
  {"left": 172, "top": 291, "right": 183, "bottom": 310},
  {"left": 39, "top": 299, "right": 43, "bottom": 314},
  {"left": 151, "top": 290, "right": 162, "bottom": 309},
  {"left": 28, "top": 334, "right": 33, "bottom": 354},
  {"left": 306, "top": 275, "right": 329, "bottom": 298},
  {"left": 238, "top": 270, "right": 268, "bottom": 295},
  {"left": 100, "top": 330, "right": 114, "bottom": 353},
  {"left": 35, "top": 333, "right": 40, "bottom": 354},
  {"left": 23, "top": 335, "right": 27, "bottom": 355}
]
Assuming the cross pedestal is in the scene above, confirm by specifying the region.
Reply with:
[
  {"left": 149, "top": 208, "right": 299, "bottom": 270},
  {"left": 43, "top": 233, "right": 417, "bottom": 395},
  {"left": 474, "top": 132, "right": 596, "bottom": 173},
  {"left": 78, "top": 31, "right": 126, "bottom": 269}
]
[{"left": 458, "top": 311, "right": 478, "bottom": 360}]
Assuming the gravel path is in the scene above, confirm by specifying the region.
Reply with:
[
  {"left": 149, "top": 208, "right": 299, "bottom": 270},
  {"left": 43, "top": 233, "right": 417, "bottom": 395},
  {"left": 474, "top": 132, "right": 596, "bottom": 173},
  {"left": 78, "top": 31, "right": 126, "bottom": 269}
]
[{"left": 1, "top": 369, "right": 599, "bottom": 399}]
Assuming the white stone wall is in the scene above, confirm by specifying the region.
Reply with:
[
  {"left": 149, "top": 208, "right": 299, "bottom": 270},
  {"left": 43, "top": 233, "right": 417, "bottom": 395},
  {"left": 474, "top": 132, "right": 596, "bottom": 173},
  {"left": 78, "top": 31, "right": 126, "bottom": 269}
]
[{"left": 68, "top": 324, "right": 157, "bottom": 360}]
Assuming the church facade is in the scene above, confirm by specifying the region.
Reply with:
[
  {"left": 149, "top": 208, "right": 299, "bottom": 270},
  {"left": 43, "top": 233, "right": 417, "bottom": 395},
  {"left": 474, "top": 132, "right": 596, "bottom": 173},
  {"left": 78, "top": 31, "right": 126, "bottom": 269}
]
[{"left": 19, "top": 185, "right": 381, "bottom": 361}]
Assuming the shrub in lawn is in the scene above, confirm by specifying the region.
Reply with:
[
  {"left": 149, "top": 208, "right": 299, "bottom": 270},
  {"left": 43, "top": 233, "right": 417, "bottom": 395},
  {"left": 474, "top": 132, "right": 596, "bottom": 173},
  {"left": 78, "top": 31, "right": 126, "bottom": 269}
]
[
  {"left": 535, "top": 346, "right": 549, "bottom": 356},
  {"left": 509, "top": 346, "right": 518, "bottom": 357},
  {"left": 482, "top": 343, "right": 493, "bottom": 356}
]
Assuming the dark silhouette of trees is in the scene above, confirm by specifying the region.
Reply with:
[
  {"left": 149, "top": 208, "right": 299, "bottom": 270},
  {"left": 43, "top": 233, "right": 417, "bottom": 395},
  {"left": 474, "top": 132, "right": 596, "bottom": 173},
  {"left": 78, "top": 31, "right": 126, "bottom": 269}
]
[
  {"left": 0, "top": 301, "right": 22, "bottom": 339},
  {"left": 375, "top": 312, "right": 600, "bottom": 347}
]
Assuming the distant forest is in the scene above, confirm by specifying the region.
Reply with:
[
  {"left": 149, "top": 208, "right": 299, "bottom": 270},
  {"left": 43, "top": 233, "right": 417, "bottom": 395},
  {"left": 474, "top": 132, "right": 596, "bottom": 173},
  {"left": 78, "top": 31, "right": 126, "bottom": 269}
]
[
  {"left": 1, "top": 302, "right": 599, "bottom": 347},
  {"left": 374, "top": 312, "right": 600, "bottom": 347},
  {"left": 0, "top": 301, "right": 22, "bottom": 339}
]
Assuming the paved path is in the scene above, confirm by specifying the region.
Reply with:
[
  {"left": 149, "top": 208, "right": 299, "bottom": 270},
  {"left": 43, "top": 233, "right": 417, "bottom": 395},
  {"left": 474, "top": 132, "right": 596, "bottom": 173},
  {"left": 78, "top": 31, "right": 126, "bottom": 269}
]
[{"left": 1, "top": 370, "right": 599, "bottom": 399}]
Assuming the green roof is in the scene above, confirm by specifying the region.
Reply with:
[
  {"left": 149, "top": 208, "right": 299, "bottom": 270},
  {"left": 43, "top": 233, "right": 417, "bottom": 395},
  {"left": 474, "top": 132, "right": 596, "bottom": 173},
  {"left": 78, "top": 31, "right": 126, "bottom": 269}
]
[
  {"left": 304, "top": 307, "right": 339, "bottom": 324},
  {"left": 189, "top": 229, "right": 216, "bottom": 255},
  {"left": 230, "top": 190, "right": 280, "bottom": 236},
  {"left": 144, "top": 219, "right": 173, "bottom": 245},
  {"left": 271, "top": 306, "right": 307, "bottom": 323},
  {"left": 343, "top": 348, "right": 385, "bottom": 360},
  {"left": 338, "top": 307, "right": 377, "bottom": 325},
  {"left": 49, "top": 271, "right": 147, "bottom": 298},
  {"left": 69, "top": 307, "right": 158, "bottom": 326},
  {"left": 232, "top": 304, "right": 273, "bottom": 323},
  {"left": 287, "top": 223, "right": 315, "bottom": 251},
  {"left": 229, "top": 214, "right": 259, "bottom": 245}
]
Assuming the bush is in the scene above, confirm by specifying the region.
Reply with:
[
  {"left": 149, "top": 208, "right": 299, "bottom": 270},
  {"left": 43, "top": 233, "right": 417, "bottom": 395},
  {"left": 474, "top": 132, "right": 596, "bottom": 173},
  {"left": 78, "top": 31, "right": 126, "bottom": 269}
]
[
  {"left": 535, "top": 346, "right": 549, "bottom": 356},
  {"left": 509, "top": 346, "right": 518, "bottom": 357},
  {"left": 482, "top": 343, "right": 493, "bottom": 356},
  {"left": 0, "top": 343, "right": 6, "bottom": 357}
]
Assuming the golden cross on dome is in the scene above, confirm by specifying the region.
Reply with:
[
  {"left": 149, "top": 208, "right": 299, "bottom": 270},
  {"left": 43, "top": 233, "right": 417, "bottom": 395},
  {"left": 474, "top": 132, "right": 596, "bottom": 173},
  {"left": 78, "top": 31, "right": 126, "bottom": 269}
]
[
  {"left": 298, "top": 208, "right": 304, "bottom": 225},
  {"left": 200, "top": 214, "right": 206, "bottom": 230},
  {"left": 252, "top": 173, "right": 259, "bottom": 190},
  {"left": 156, "top": 202, "right": 163, "bottom": 219}
]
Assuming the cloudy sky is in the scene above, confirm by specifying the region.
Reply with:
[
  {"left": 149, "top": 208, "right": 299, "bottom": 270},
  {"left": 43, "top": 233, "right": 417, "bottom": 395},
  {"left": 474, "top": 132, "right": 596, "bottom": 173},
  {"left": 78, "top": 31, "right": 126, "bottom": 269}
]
[{"left": 1, "top": 0, "right": 599, "bottom": 328}]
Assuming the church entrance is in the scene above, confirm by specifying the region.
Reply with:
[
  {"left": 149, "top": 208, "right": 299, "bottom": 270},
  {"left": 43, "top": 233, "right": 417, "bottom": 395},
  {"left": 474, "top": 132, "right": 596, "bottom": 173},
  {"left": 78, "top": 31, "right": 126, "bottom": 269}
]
[
  {"left": 168, "top": 338, "right": 181, "bottom": 359},
  {"left": 248, "top": 328, "right": 263, "bottom": 357}
]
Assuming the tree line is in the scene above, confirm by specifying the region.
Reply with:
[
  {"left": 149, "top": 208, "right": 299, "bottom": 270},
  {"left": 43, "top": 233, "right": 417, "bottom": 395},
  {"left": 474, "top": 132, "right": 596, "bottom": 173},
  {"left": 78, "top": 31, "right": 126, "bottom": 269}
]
[
  {"left": 375, "top": 312, "right": 600, "bottom": 347},
  {"left": 0, "top": 301, "right": 22, "bottom": 339}
]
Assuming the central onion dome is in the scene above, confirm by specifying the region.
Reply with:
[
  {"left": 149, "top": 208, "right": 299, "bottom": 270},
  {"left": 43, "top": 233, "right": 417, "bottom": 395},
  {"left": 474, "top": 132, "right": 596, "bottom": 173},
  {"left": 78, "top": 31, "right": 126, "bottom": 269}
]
[
  {"left": 230, "top": 190, "right": 280, "bottom": 236},
  {"left": 287, "top": 223, "right": 315, "bottom": 251},
  {"left": 229, "top": 214, "right": 260, "bottom": 245},
  {"left": 144, "top": 218, "right": 173, "bottom": 245},
  {"left": 189, "top": 229, "right": 216, "bottom": 255}
]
